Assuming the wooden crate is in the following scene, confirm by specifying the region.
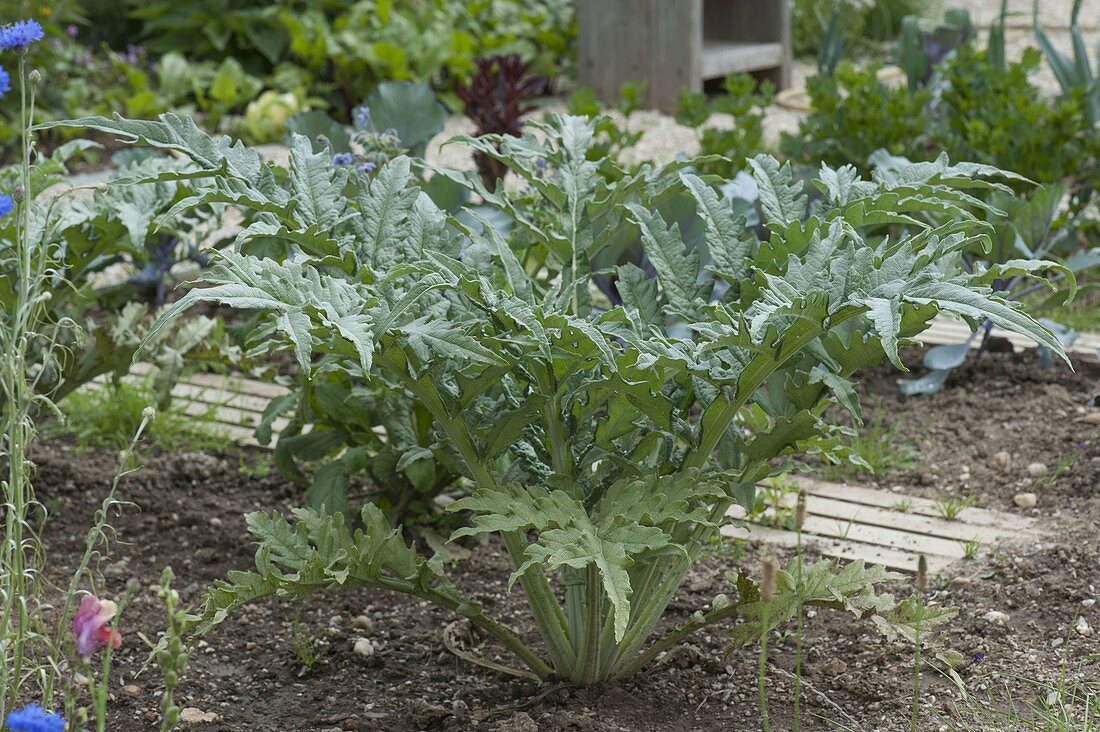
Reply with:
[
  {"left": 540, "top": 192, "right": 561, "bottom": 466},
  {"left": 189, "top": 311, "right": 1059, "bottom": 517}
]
[{"left": 577, "top": 0, "right": 792, "bottom": 112}]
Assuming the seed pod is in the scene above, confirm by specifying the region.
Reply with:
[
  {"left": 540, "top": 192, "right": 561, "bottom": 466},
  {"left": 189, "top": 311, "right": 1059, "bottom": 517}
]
[
  {"left": 795, "top": 489, "right": 807, "bottom": 530},
  {"left": 916, "top": 555, "right": 927, "bottom": 593},
  {"left": 761, "top": 555, "right": 779, "bottom": 601}
]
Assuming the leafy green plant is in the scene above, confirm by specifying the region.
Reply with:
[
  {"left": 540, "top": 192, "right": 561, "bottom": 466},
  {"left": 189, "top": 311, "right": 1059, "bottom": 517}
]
[
  {"left": 934, "top": 495, "right": 974, "bottom": 521},
  {"left": 897, "top": 181, "right": 1095, "bottom": 394},
  {"left": 566, "top": 82, "right": 646, "bottom": 177},
  {"left": 54, "top": 110, "right": 1068, "bottom": 685},
  {"left": 780, "top": 63, "right": 931, "bottom": 172},
  {"left": 0, "top": 147, "right": 236, "bottom": 409},
  {"left": 937, "top": 45, "right": 1098, "bottom": 200},
  {"left": 1034, "top": 0, "right": 1099, "bottom": 127},
  {"left": 897, "top": 8, "right": 974, "bottom": 90},
  {"left": 675, "top": 73, "right": 773, "bottom": 180},
  {"left": 820, "top": 399, "right": 919, "bottom": 479},
  {"left": 128, "top": 0, "right": 573, "bottom": 119}
]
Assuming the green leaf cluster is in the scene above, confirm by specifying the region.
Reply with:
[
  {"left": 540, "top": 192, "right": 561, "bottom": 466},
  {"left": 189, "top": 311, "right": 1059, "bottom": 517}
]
[{"left": 63, "top": 110, "right": 1066, "bottom": 683}]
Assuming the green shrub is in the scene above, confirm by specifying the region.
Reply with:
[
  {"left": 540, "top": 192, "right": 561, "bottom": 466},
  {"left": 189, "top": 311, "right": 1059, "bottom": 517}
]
[
  {"left": 938, "top": 46, "right": 1098, "bottom": 200},
  {"left": 780, "top": 64, "right": 930, "bottom": 172},
  {"left": 675, "top": 73, "right": 773, "bottom": 179},
  {"left": 53, "top": 110, "right": 1065, "bottom": 684}
]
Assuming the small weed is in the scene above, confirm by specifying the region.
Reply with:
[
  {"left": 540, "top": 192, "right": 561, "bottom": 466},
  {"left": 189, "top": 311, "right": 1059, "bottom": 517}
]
[
  {"left": 57, "top": 380, "right": 229, "bottom": 453},
  {"left": 935, "top": 495, "right": 975, "bottom": 521},
  {"left": 291, "top": 614, "right": 321, "bottom": 675},
  {"left": 821, "top": 400, "right": 919, "bottom": 480},
  {"left": 960, "top": 538, "right": 981, "bottom": 560},
  {"left": 751, "top": 474, "right": 802, "bottom": 529},
  {"left": 893, "top": 498, "right": 913, "bottom": 513},
  {"left": 1046, "top": 449, "right": 1082, "bottom": 486}
]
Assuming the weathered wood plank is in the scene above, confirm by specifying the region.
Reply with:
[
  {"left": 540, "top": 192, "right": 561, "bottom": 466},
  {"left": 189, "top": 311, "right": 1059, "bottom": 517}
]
[
  {"left": 723, "top": 522, "right": 950, "bottom": 573},
  {"left": 701, "top": 41, "right": 784, "bottom": 78},
  {"left": 795, "top": 477, "right": 1037, "bottom": 533},
  {"left": 794, "top": 493, "right": 1018, "bottom": 544}
]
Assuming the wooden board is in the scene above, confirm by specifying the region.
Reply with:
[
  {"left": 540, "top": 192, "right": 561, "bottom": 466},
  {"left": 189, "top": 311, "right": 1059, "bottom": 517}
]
[
  {"left": 727, "top": 476, "right": 1039, "bottom": 573},
  {"left": 701, "top": 41, "right": 784, "bottom": 78},
  {"left": 922, "top": 315, "right": 1100, "bottom": 358}
]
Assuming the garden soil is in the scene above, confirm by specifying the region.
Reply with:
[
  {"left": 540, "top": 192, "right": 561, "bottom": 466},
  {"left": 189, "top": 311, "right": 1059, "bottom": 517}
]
[{"left": 35, "top": 348, "right": 1100, "bottom": 731}]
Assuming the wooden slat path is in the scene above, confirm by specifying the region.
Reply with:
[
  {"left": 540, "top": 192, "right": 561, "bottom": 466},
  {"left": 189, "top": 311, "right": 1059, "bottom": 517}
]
[
  {"left": 90, "top": 365, "right": 291, "bottom": 448},
  {"left": 723, "top": 476, "right": 1039, "bottom": 573},
  {"left": 923, "top": 315, "right": 1100, "bottom": 358}
]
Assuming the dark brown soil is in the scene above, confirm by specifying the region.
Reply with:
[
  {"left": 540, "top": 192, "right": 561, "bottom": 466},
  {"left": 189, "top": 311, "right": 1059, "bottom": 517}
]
[{"left": 33, "top": 349, "right": 1100, "bottom": 731}]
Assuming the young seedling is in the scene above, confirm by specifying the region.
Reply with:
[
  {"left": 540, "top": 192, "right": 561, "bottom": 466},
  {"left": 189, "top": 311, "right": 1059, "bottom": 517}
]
[
  {"left": 961, "top": 537, "right": 981, "bottom": 560},
  {"left": 935, "top": 495, "right": 975, "bottom": 521}
]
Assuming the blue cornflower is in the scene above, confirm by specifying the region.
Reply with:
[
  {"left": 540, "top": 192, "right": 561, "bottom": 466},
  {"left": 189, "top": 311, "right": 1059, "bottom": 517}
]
[
  {"left": 332, "top": 152, "right": 353, "bottom": 167},
  {"left": 0, "top": 195, "right": 13, "bottom": 218},
  {"left": 357, "top": 162, "right": 376, "bottom": 175},
  {"left": 0, "top": 20, "right": 44, "bottom": 51},
  {"left": 0, "top": 66, "right": 9, "bottom": 98},
  {"left": 4, "top": 704, "right": 65, "bottom": 732}
]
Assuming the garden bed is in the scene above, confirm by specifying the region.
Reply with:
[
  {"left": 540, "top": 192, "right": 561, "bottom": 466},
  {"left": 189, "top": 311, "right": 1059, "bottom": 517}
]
[{"left": 37, "top": 348, "right": 1100, "bottom": 731}]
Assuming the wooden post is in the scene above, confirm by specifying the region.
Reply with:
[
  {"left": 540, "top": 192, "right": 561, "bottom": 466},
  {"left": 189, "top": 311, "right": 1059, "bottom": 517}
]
[{"left": 577, "top": 0, "right": 792, "bottom": 112}]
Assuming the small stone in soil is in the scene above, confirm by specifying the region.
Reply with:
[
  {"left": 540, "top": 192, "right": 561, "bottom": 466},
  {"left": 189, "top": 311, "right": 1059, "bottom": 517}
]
[
  {"left": 121, "top": 684, "right": 141, "bottom": 697},
  {"left": 179, "top": 708, "right": 219, "bottom": 724},
  {"left": 354, "top": 614, "right": 373, "bottom": 630},
  {"left": 1014, "top": 492, "right": 1038, "bottom": 509},
  {"left": 353, "top": 638, "right": 375, "bottom": 657},
  {"left": 1026, "top": 462, "right": 1049, "bottom": 478},
  {"left": 994, "top": 451, "right": 1011, "bottom": 471},
  {"left": 983, "top": 610, "right": 1010, "bottom": 625},
  {"left": 1076, "top": 617, "right": 1092, "bottom": 636}
]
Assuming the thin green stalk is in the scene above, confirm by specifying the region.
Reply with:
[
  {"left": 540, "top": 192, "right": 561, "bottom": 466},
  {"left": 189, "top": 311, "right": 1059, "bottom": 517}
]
[
  {"left": 794, "top": 533, "right": 804, "bottom": 732},
  {"left": 1, "top": 51, "right": 38, "bottom": 717}
]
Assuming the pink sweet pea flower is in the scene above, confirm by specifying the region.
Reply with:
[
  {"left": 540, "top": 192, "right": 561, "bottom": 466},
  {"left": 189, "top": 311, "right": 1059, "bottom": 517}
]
[{"left": 72, "top": 595, "right": 122, "bottom": 658}]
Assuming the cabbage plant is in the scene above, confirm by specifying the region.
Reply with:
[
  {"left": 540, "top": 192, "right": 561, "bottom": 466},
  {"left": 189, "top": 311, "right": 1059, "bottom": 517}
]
[{"left": 49, "top": 113, "right": 1066, "bottom": 684}]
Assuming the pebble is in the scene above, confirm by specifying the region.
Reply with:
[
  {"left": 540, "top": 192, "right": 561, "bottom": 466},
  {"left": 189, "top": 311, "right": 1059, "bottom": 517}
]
[
  {"left": 1076, "top": 617, "right": 1092, "bottom": 636},
  {"left": 982, "top": 610, "right": 1010, "bottom": 625},
  {"left": 1051, "top": 637, "right": 1064, "bottom": 648},
  {"left": 353, "top": 638, "right": 375, "bottom": 657},
  {"left": 822, "top": 658, "right": 847, "bottom": 676},
  {"left": 949, "top": 576, "right": 972, "bottom": 588},
  {"left": 1081, "top": 410, "right": 1100, "bottom": 424},
  {"left": 1083, "top": 599, "right": 1096, "bottom": 608},
  {"left": 993, "top": 451, "right": 1011, "bottom": 470},
  {"left": 353, "top": 614, "right": 374, "bottom": 631},
  {"left": 121, "top": 684, "right": 141, "bottom": 697},
  {"left": 179, "top": 708, "right": 219, "bottom": 724},
  {"left": 1013, "top": 492, "right": 1038, "bottom": 509},
  {"left": 1026, "top": 462, "right": 1048, "bottom": 478}
]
